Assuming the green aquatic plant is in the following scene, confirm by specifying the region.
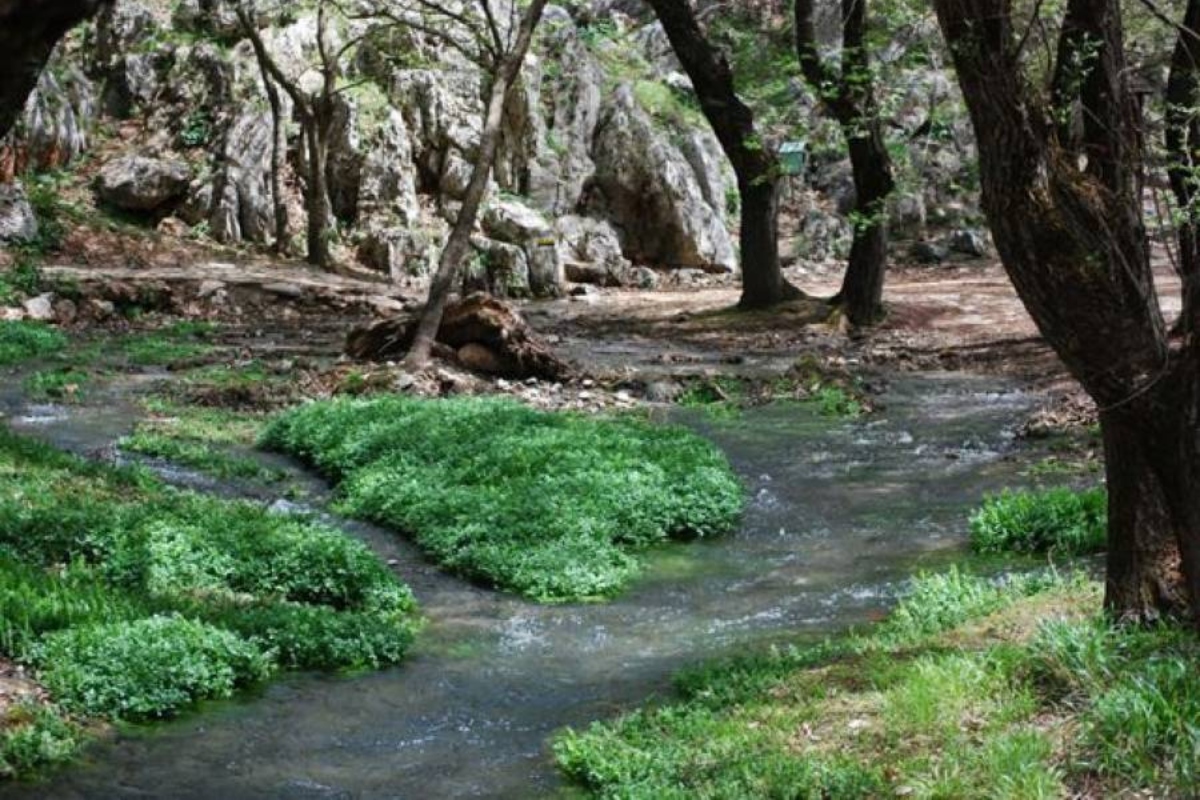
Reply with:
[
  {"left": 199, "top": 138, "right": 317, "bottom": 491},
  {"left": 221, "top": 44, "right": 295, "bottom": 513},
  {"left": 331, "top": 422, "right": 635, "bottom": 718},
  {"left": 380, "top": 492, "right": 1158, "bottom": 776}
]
[{"left": 262, "top": 395, "right": 744, "bottom": 602}]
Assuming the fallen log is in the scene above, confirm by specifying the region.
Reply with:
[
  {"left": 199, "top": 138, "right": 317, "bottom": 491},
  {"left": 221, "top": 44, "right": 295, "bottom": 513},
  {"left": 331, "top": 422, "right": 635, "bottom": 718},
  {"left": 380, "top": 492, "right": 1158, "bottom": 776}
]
[{"left": 346, "top": 293, "right": 572, "bottom": 381}]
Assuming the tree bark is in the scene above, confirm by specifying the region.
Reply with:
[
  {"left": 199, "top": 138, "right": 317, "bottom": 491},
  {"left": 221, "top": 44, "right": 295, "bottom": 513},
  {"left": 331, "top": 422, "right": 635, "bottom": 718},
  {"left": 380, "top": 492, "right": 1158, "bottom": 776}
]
[
  {"left": 0, "top": 0, "right": 108, "bottom": 140},
  {"left": 303, "top": 111, "right": 334, "bottom": 269},
  {"left": 404, "top": 0, "right": 550, "bottom": 370},
  {"left": 263, "top": 61, "right": 289, "bottom": 253},
  {"left": 646, "top": 0, "right": 801, "bottom": 309},
  {"left": 935, "top": 0, "right": 1200, "bottom": 623},
  {"left": 795, "top": 0, "right": 895, "bottom": 325}
]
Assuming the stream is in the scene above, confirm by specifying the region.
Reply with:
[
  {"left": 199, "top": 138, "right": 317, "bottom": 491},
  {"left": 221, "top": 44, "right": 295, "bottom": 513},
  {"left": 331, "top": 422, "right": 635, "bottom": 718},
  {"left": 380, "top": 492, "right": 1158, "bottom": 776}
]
[{"left": 3, "top": 371, "right": 1045, "bottom": 799}]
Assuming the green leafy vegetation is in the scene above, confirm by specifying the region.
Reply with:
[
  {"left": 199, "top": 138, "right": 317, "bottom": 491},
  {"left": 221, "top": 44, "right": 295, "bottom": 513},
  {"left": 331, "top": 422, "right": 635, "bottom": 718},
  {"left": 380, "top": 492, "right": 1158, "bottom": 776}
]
[
  {"left": 0, "top": 702, "right": 83, "bottom": 779},
  {"left": 970, "top": 487, "right": 1107, "bottom": 556},
  {"left": 33, "top": 615, "right": 273, "bottom": 720},
  {"left": 261, "top": 396, "right": 744, "bottom": 602},
  {"left": 556, "top": 570, "right": 1199, "bottom": 798},
  {"left": 121, "top": 431, "right": 284, "bottom": 482},
  {"left": 0, "top": 321, "right": 66, "bottom": 366},
  {"left": 0, "top": 429, "right": 418, "bottom": 776}
]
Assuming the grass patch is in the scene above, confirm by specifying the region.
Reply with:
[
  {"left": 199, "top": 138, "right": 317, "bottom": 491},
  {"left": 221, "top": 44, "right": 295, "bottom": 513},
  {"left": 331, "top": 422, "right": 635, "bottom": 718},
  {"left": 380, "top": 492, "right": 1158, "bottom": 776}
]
[
  {"left": 261, "top": 395, "right": 744, "bottom": 602},
  {"left": 22, "top": 368, "right": 90, "bottom": 401},
  {"left": 0, "top": 321, "right": 66, "bottom": 367},
  {"left": 555, "top": 569, "right": 1198, "bottom": 798},
  {"left": 0, "top": 429, "right": 418, "bottom": 776},
  {"left": 970, "top": 487, "right": 1107, "bottom": 556},
  {"left": 120, "top": 431, "right": 284, "bottom": 483}
]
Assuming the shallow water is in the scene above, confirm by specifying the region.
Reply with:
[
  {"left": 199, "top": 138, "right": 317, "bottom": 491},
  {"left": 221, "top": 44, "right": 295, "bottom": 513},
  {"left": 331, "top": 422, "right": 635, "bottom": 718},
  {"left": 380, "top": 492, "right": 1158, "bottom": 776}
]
[{"left": 4, "top": 372, "right": 1044, "bottom": 799}]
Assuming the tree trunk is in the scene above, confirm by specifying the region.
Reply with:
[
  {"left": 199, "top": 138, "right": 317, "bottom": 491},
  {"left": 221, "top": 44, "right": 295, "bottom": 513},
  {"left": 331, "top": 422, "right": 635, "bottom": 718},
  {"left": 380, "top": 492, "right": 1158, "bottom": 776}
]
[
  {"left": 0, "top": 0, "right": 107, "bottom": 140},
  {"left": 795, "top": 0, "right": 894, "bottom": 326},
  {"left": 646, "top": 0, "right": 800, "bottom": 309},
  {"left": 303, "top": 122, "right": 332, "bottom": 269},
  {"left": 263, "top": 66, "right": 288, "bottom": 254},
  {"left": 839, "top": 130, "right": 893, "bottom": 324},
  {"left": 404, "top": 0, "right": 550, "bottom": 370},
  {"left": 737, "top": 178, "right": 789, "bottom": 309},
  {"left": 935, "top": 0, "right": 1200, "bottom": 623},
  {"left": 1101, "top": 404, "right": 1190, "bottom": 622}
]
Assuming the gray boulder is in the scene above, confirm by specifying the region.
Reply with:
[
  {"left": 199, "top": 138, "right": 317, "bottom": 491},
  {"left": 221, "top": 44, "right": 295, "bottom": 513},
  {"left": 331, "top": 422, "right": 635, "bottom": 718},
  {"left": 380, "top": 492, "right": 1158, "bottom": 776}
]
[
  {"left": 585, "top": 85, "right": 736, "bottom": 273},
  {"left": 97, "top": 155, "right": 192, "bottom": 212},
  {"left": 556, "top": 214, "right": 631, "bottom": 285},
  {"left": 0, "top": 182, "right": 38, "bottom": 243},
  {"left": 482, "top": 199, "right": 563, "bottom": 296},
  {"left": 464, "top": 237, "right": 531, "bottom": 298}
]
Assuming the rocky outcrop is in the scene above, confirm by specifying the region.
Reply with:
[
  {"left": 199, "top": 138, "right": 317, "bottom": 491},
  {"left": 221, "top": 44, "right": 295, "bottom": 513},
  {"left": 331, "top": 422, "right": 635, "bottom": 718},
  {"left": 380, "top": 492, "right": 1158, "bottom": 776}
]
[
  {"left": 96, "top": 155, "right": 192, "bottom": 213},
  {"left": 584, "top": 85, "right": 737, "bottom": 273},
  {"left": 0, "top": 63, "right": 96, "bottom": 180},
  {"left": 556, "top": 214, "right": 630, "bottom": 285}
]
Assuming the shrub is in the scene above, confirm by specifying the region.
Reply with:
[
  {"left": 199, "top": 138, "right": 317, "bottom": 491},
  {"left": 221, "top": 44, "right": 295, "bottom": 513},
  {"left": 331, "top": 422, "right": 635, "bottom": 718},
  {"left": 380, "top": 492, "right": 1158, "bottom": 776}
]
[
  {"left": 0, "top": 321, "right": 65, "bottom": 366},
  {"left": 970, "top": 487, "right": 1107, "bottom": 555},
  {"left": 0, "top": 703, "right": 83, "bottom": 779},
  {"left": 32, "top": 615, "right": 273, "bottom": 720},
  {"left": 262, "top": 396, "right": 744, "bottom": 601}
]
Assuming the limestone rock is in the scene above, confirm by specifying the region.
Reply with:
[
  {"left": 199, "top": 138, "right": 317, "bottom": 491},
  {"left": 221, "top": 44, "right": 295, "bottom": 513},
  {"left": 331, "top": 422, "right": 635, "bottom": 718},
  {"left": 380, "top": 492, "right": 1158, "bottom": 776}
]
[
  {"left": 556, "top": 214, "right": 630, "bottom": 286},
  {"left": 22, "top": 294, "right": 55, "bottom": 322},
  {"left": 584, "top": 85, "right": 736, "bottom": 273},
  {"left": 481, "top": 199, "right": 563, "bottom": 296},
  {"left": 97, "top": 155, "right": 191, "bottom": 212},
  {"left": 465, "top": 237, "right": 531, "bottom": 299},
  {"left": 0, "top": 182, "right": 37, "bottom": 243}
]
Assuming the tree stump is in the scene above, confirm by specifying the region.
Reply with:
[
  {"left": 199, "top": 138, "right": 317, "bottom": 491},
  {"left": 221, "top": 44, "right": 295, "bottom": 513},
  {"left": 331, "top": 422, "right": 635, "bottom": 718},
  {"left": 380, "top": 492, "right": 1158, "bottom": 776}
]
[{"left": 346, "top": 293, "right": 572, "bottom": 381}]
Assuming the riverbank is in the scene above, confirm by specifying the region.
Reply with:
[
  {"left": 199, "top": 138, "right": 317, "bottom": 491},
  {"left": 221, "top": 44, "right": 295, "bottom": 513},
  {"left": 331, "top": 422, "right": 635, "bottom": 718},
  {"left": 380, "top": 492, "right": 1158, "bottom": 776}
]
[{"left": 555, "top": 571, "right": 1200, "bottom": 797}]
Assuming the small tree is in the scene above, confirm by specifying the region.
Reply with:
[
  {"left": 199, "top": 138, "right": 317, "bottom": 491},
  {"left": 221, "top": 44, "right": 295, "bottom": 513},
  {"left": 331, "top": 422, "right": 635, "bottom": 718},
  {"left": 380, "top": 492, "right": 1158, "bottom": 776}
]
[
  {"left": 235, "top": 0, "right": 366, "bottom": 269},
  {"left": 0, "top": 0, "right": 108, "bottom": 140},
  {"left": 795, "top": 0, "right": 895, "bottom": 326},
  {"left": 385, "top": 0, "right": 551, "bottom": 369},
  {"left": 646, "top": 0, "right": 803, "bottom": 310}
]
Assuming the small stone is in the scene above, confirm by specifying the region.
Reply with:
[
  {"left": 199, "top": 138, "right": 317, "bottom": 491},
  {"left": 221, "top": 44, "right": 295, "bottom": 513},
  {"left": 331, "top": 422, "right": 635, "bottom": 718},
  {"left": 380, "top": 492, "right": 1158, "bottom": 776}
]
[
  {"left": 582, "top": 378, "right": 596, "bottom": 388},
  {"left": 22, "top": 293, "right": 55, "bottom": 321},
  {"left": 87, "top": 298, "right": 115, "bottom": 319}
]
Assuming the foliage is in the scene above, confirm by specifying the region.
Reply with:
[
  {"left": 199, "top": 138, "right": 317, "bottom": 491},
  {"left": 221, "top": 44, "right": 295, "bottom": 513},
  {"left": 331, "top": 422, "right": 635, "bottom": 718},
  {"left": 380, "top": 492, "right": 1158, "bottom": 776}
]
[
  {"left": 120, "top": 431, "right": 284, "bottom": 482},
  {"left": 0, "top": 703, "right": 83, "bottom": 779},
  {"left": 32, "top": 615, "right": 273, "bottom": 720},
  {"left": 555, "top": 569, "right": 1198, "bottom": 798},
  {"left": 0, "top": 428, "right": 418, "bottom": 774},
  {"left": 261, "top": 396, "right": 744, "bottom": 602},
  {"left": 0, "top": 321, "right": 66, "bottom": 366},
  {"left": 970, "top": 487, "right": 1107, "bottom": 556}
]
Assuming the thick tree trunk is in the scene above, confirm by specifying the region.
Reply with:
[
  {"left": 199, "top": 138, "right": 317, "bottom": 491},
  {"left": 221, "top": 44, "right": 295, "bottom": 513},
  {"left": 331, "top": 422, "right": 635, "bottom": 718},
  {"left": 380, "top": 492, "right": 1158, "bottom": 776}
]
[
  {"left": 935, "top": 0, "right": 1200, "bottom": 623},
  {"left": 404, "top": 0, "right": 550, "bottom": 370},
  {"left": 737, "top": 178, "right": 790, "bottom": 310},
  {"left": 646, "top": 0, "right": 800, "bottom": 309},
  {"left": 0, "top": 0, "right": 107, "bottom": 140},
  {"left": 839, "top": 131, "right": 893, "bottom": 324},
  {"left": 1101, "top": 405, "right": 1189, "bottom": 622}
]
